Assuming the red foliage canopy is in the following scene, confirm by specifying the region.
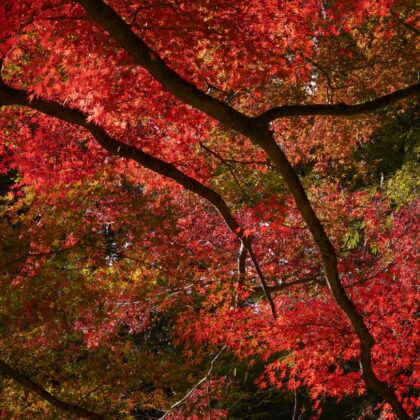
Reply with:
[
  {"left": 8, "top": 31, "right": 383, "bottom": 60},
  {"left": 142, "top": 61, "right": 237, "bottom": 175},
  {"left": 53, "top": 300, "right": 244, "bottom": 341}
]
[{"left": 0, "top": 0, "right": 418, "bottom": 418}]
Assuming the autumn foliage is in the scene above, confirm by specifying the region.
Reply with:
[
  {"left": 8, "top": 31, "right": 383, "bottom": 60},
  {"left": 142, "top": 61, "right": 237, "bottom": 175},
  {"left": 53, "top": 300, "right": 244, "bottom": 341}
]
[{"left": 0, "top": 0, "right": 419, "bottom": 419}]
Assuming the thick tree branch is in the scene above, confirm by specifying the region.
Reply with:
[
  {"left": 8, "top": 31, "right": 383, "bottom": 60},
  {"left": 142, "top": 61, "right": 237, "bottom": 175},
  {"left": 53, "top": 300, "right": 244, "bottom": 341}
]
[
  {"left": 0, "top": 359, "right": 103, "bottom": 419},
  {"left": 0, "top": 82, "right": 240, "bottom": 234},
  {"left": 76, "top": 0, "right": 254, "bottom": 136},
  {"left": 0, "top": 80, "right": 277, "bottom": 319},
  {"left": 250, "top": 127, "right": 411, "bottom": 420},
  {"left": 255, "top": 83, "right": 420, "bottom": 124},
  {"left": 76, "top": 0, "right": 418, "bottom": 133}
]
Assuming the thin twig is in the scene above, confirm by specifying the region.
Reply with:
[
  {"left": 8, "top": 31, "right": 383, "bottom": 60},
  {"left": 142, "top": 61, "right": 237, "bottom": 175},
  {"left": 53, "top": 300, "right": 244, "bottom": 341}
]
[
  {"left": 159, "top": 346, "right": 226, "bottom": 419},
  {"left": 129, "top": 3, "right": 177, "bottom": 25},
  {"left": 199, "top": 141, "right": 254, "bottom": 203}
]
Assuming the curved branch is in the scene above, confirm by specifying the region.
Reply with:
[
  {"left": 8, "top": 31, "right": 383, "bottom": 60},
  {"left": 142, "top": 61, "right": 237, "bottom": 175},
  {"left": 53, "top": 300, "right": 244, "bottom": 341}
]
[
  {"left": 76, "top": 0, "right": 418, "bottom": 133},
  {"left": 0, "top": 359, "right": 103, "bottom": 419},
  {"left": 0, "top": 80, "right": 276, "bottom": 319},
  {"left": 255, "top": 83, "right": 420, "bottom": 124},
  {"left": 76, "top": 0, "right": 254, "bottom": 136},
  {"left": 0, "top": 81, "right": 240, "bottom": 234}
]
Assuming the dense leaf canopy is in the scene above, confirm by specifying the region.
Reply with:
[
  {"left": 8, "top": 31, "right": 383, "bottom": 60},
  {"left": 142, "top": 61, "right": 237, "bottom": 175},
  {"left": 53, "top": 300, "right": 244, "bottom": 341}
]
[{"left": 0, "top": 0, "right": 419, "bottom": 419}]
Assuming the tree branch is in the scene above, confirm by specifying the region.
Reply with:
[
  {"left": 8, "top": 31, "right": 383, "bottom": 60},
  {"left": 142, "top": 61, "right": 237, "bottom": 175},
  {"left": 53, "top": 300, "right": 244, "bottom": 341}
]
[
  {"left": 76, "top": 0, "right": 418, "bottom": 133},
  {"left": 160, "top": 346, "right": 226, "bottom": 419},
  {"left": 237, "top": 241, "right": 247, "bottom": 282},
  {"left": 245, "top": 242, "right": 278, "bottom": 319},
  {"left": 0, "top": 80, "right": 276, "bottom": 319},
  {"left": 76, "top": 0, "right": 254, "bottom": 136},
  {"left": 199, "top": 141, "right": 254, "bottom": 203},
  {"left": 250, "top": 127, "right": 411, "bottom": 419},
  {"left": 0, "top": 359, "right": 103, "bottom": 419},
  {"left": 251, "top": 275, "right": 322, "bottom": 298},
  {"left": 255, "top": 83, "right": 420, "bottom": 124},
  {"left": 0, "top": 81, "right": 241, "bottom": 235}
]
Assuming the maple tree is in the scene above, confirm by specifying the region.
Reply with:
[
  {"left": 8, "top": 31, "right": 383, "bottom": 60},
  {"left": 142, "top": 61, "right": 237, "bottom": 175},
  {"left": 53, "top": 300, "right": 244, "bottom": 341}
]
[{"left": 0, "top": 0, "right": 419, "bottom": 418}]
